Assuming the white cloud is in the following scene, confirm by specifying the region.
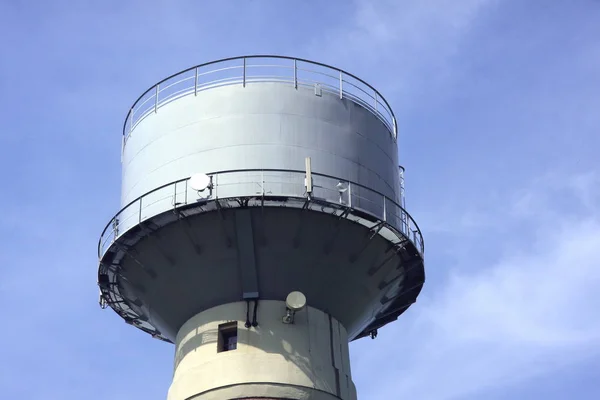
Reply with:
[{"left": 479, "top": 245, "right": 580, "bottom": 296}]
[
  {"left": 310, "top": 0, "right": 499, "bottom": 103},
  {"left": 351, "top": 171, "right": 600, "bottom": 399}
]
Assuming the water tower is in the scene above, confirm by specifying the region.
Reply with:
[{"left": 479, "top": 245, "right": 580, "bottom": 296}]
[{"left": 98, "top": 56, "right": 425, "bottom": 400}]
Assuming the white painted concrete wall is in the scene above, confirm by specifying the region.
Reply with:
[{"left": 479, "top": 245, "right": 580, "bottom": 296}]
[{"left": 168, "top": 301, "right": 357, "bottom": 400}]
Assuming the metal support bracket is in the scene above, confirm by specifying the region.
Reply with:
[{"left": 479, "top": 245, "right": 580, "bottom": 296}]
[
  {"left": 234, "top": 209, "right": 260, "bottom": 300},
  {"left": 173, "top": 208, "right": 202, "bottom": 255}
]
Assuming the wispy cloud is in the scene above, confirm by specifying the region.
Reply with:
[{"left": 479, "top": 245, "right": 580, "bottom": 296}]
[
  {"left": 310, "top": 0, "right": 499, "bottom": 105},
  {"left": 351, "top": 170, "right": 600, "bottom": 399}
]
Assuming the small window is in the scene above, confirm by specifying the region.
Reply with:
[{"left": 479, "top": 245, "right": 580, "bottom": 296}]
[{"left": 217, "top": 322, "right": 238, "bottom": 352}]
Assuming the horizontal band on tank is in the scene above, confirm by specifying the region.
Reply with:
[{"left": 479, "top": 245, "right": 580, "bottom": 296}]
[
  {"left": 121, "top": 55, "right": 397, "bottom": 144},
  {"left": 98, "top": 168, "right": 424, "bottom": 259}
]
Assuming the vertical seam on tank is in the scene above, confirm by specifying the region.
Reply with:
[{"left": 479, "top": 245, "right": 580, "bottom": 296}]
[
  {"left": 328, "top": 313, "right": 335, "bottom": 366},
  {"left": 339, "top": 324, "right": 344, "bottom": 375},
  {"left": 306, "top": 307, "right": 312, "bottom": 356},
  {"left": 329, "top": 313, "right": 341, "bottom": 397}
]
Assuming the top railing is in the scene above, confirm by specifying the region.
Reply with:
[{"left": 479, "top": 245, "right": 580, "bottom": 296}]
[{"left": 122, "top": 55, "right": 397, "bottom": 144}]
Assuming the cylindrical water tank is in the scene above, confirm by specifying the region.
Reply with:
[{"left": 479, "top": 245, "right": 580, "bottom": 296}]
[{"left": 121, "top": 58, "right": 400, "bottom": 208}]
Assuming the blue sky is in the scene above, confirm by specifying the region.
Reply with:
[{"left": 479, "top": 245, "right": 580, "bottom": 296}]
[{"left": 1, "top": 0, "right": 599, "bottom": 399}]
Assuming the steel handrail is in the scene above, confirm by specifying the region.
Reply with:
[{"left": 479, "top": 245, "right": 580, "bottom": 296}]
[
  {"left": 121, "top": 55, "right": 398, "bottom": 143},
  {"left": 98, "top": 169, "right": 424, "bottom": 259}
]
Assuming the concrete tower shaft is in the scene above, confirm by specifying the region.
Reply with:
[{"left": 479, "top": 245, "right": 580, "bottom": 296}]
[
  {"left": 169, "top": 302, "right": 355, "bottom": 400},
  {"left": 98, "top": 56, "right": 425, "bottom": 400}
]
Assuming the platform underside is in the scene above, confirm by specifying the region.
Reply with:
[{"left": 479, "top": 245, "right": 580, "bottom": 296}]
[{"left": 99, "top": 197, "right": 424, "bottom": 342}]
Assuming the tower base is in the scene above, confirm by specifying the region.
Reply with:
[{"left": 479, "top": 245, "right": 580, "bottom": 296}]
[{"left": 168, "top": 301, "right": 357, "bottom": 400}]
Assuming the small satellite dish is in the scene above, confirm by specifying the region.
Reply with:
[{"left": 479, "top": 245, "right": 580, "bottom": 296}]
[
  {"left": 286, "top": 291, "right": 307, "bottom": 312},
  {"left": 336, "top": 181, "right": 348, "bottom": 192},
  {"left": 189, "top": 173, "right": 211, "bottom": 192}
]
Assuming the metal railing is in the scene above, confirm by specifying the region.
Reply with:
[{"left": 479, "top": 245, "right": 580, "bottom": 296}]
[
  {"left": 122, "top": 55, "right": 397, "bottom": 143},
  {"left": 98, "top": 169, "right": 423, "bottom": 259}
]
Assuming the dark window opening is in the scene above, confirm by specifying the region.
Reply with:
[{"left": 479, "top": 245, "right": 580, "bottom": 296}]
[{"left": 217, "top": 322, "right": 238, "bottom": 352}]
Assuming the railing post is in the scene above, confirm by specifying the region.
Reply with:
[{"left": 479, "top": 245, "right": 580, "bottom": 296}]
[
  {"left": 185, "top": 179, "right": 188, "bottom": 204},
  {"left": 138, "top": 198, "right": 143, "bottom": 223},
  {"left": 294, "top": 59, "right": 298, "bottom": 89},
  {"left": 129, "top": 108, "right": 133, "bottom": 134},
  {"left": 374, "top": 91, "right": 378, "bottom": 111},
  {"left": 154, "top": 84, "right": 159, "bottom": 113},
  {"left": 392, "top": 116, "right": 397, "bottom": 140},
  {"left": 339, "top": 70, "right": 343, "bottom": 99},
  {"left": 120, "top": 135, "right": 125, "bottom": 163},
  {"left": 173, "top": 181, "right": 177, "bottom": 206},
  {"left": 347, "top": 182, "right": 352, "bottom": 208},
  {"left": 243, "top": 58, "right": 246, "bottom": 87},
  {"left": 383, "top": 196, "right": 387, "bottom": 222},
  {"left": 194, "top": 67, "right": 198, "bottom": 96},
  {"left": 214, "top": 173, "right": 218, "bottom": 198}
]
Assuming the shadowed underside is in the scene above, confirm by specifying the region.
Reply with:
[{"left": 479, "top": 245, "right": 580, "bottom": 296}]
[{"left": 100, "top": 197, "right": 424, "bottom": 342}]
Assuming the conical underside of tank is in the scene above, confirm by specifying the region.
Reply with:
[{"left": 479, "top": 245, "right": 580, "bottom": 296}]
[{"left": 101, "top": 202, "right": 423, "bottom": 342}]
